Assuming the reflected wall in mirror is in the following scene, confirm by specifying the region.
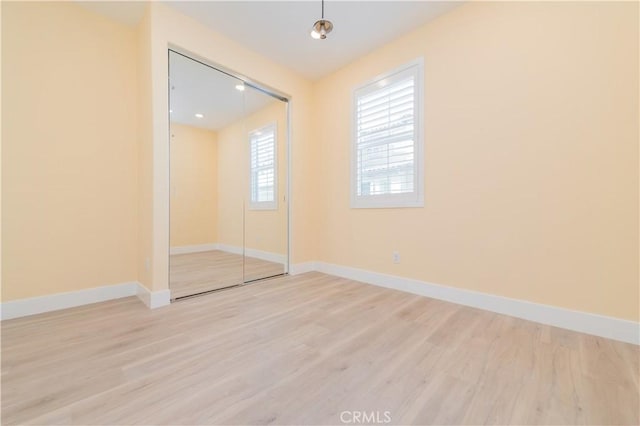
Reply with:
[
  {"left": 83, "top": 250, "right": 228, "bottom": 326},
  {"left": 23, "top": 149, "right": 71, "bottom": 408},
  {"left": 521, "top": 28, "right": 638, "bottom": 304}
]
[{"left": 168, "top": 51, "right": 288, "bottom": 300}]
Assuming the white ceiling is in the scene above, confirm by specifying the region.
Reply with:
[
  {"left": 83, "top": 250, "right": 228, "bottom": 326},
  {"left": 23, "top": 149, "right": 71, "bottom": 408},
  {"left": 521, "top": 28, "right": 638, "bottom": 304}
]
[
  {"left": 80, "top": 1, "right": 463, "bottom": 129},
  {"left": 169, "top": 51, "right": 279, "bottom": 131},
  {"left": 78, "top": 1, "right": 462, "bottom": 80},
  {"left": 166, "top": 1, "right": 462, "bottom": 80}
]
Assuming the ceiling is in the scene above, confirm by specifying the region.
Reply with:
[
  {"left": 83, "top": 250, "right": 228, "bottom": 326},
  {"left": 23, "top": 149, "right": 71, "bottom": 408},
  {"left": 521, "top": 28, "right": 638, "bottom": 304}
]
[
  {"left": 169, "top": 51, "right": 279, "bottom": 131},
  {"left": 167, "top": 1, "right": 462, "bottom": 80},
  {"left": 79, "top": 1, "right": 462, "bottom": 129},
  {"left": 78, "top": 2, "right": 462, "bottom": 81}
]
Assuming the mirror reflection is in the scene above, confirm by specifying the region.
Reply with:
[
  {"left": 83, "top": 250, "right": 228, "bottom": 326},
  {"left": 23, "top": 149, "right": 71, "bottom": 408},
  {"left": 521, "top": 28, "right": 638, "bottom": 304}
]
[{"left": 169, "top": 51, "right": 288, "bottom": 299}]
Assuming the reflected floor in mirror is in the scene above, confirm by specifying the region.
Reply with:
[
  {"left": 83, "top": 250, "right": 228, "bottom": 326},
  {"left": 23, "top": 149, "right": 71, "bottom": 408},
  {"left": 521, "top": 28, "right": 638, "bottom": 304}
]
[{"left": 170, "top": 250, "right": 284, "bottom": 298}]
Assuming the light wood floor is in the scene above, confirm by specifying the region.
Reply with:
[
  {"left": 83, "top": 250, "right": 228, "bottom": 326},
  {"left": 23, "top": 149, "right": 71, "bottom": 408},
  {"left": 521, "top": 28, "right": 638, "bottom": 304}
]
[
  {"left": 2, "top": 272, "right": 638, "bottom": 425},
  {"left": 170, "top": 250, "right": 284, "bottom": 298}
]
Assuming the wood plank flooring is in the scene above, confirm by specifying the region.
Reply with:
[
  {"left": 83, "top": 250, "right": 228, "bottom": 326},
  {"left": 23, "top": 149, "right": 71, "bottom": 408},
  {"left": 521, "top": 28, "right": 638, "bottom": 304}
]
[
  {"left": 2, "top": 272, "right": 638, "bottom": 425},
  {"left": 170, "top": 250, "right": 284, "bottom": 298}
]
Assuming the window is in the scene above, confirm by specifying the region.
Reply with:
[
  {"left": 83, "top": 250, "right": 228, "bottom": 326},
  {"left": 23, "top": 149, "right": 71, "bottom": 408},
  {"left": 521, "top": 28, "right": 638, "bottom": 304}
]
[
  {"left": 351, "top": 59, "right": 424, "bottom": 208},
  {"left": 249, "top": 123, "right": 277, "bottom": 210}
]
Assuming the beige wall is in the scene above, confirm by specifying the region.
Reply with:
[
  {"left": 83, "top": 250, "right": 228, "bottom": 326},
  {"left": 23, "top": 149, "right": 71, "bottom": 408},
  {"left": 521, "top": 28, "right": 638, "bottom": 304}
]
[
  {"left": 1, "top": 1, "right": 4, "bottom": 296},
  {"left": 2, "top": 1, "right": 637, "bottom": 324},
  {"left": 169, "top": 123, "right": 217, "bottom": 248},
  {"left": 312, "top": 1, "right": 639, "bottom": 321},
  {"left": 1, "top": 2, "right": 138, "bottom": 301},
  {"left": 217, "top": 101, "right": 287, "bottom": 255},
  {"left": 137, "top": 6, "right": 153, "bottom": 290},
  {"left": 216, "top": 117, "right": 244, "bottom": 250}
]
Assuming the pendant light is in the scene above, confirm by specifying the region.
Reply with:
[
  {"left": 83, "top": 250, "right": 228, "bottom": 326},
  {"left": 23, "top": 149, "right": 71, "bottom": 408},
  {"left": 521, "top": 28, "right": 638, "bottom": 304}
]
[{"left": 310, "top": 0, "right": 333, "bottom": 40}]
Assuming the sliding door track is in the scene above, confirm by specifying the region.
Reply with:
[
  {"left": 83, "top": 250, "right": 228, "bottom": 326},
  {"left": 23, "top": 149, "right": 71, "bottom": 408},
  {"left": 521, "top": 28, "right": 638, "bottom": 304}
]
[
  {"left": 171, "top": 273, "right": 288, "bottom": 302},
  {"left": 244, "top": 273, "right": 286, "bottom": 284}
]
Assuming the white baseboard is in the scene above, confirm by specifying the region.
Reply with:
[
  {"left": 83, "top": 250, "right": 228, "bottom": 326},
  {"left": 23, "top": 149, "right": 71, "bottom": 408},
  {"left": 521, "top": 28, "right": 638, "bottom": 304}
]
[
  {"left": 215, "top": 243, "right": 241, "bottom": 256},
  {"left": 1, "top": 281, "right": 173, "bottom": 320},
  {"left": 170, "top": 243, "right": 218, "bottom": 255},
  {"left": 311, "top": 262, "right": 639, "bottom": 345},
  {"left": 290, "top": 262, "right": 317, "bottom": 275},
  {"left": 217, "top": 243, "right": 287, "bottom": 265},
  {"left": 5, "top": 262, "right": 634, "bottom": 344},
  {"left": 1, "top": 282, "right": 139, "bottom": 320},
  {"left": 136, "top": 283, "right": 171, "bottom": 309}
]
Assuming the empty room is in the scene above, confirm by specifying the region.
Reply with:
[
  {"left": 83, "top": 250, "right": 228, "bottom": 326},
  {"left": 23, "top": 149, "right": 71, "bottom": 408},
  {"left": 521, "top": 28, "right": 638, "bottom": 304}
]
[{"left": 1, "top": 1, "right": 638, "bottom": 425}]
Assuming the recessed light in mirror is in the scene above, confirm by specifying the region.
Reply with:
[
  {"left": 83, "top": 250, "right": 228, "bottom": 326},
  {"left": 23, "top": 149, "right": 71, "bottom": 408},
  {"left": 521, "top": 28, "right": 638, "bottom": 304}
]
[
  {"left": 235, "top": 84, "right": 245, "bottom": 91},
  {"left": 195, "top": 113, "right": 204, "bottom": 118},
  {"left": 169, "top": 109, "right": 173, "bottom": 113}
]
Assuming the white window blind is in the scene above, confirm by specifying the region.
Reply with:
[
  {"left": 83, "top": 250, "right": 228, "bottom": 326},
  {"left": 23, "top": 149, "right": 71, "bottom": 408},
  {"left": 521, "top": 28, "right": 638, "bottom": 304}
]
[
  {"left": 351, "top": 60, "right": 424, "bottom": 208},
  {"left": 249, "top": 124, "right": 277, "bottom": 210}
]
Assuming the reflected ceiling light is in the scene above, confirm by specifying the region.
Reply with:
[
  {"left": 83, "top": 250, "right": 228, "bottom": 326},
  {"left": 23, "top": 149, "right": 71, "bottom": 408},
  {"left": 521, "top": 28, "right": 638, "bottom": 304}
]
[
  {"left": 195, "top": 113, "right": 204, "bottom": 118},
  {"left": 235, "top": 84, "right": 245, "bottom": 91},
  {"left": 169, "top": 109, "right": 173, "bottom": 113},
  {"left": 310, "top": 0, "right": 333, "bottom": 40}
]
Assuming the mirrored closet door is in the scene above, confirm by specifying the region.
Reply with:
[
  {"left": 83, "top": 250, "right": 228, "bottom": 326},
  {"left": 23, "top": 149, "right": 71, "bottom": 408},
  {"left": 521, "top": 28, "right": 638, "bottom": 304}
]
[
  {"left": 168, "top": 50, "right": 288, "bottom": 300},
  {"left": 242, "top": 86, "right": 288, "bottom": 283}
]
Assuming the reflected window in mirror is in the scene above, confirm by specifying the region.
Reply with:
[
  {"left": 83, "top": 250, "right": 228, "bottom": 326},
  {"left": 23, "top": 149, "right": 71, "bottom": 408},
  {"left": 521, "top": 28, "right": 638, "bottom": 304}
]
[{"left": 249, "top": 123, "right": 277, "bottom": 210}]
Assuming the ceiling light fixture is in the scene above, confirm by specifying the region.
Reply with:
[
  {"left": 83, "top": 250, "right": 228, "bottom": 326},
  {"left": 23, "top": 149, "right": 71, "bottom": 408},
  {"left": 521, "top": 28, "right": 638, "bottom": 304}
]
[
  {"left": 235, "top": 84, "right": 245, "bottom": 91},
  {"left": 195, "top": 113, "right": 204, "bottom": 118},
  {"left": 310, "top": 0, "right": 333, "bottom": 40}
]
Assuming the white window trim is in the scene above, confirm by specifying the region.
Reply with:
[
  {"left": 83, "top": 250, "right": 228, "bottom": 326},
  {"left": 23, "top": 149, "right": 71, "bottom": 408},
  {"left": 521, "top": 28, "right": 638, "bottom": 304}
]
[
  {"left": 248, "top": 122, "right": 278, "bottom": 211},
  {"left": 350, "top": 58, "right": 425, "bottom": 209}
]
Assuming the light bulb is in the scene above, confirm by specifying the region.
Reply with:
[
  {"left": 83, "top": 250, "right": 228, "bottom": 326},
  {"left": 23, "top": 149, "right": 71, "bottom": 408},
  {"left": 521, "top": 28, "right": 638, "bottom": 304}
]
[{"left": 310, "top": 19, "right": 333, "bottom": 40}]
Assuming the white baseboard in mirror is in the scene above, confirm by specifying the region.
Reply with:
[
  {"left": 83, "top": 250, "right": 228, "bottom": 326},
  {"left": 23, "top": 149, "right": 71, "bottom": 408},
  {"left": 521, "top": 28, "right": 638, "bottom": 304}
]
[
  {"left": 170, "top": 243, "right": 218, "bottom": 255},
  {"left": 216, "top": 244, "right": 287, "bottom": 265},
  {"left": 170, "top": 243, "right": 287, "bottom": 266}
]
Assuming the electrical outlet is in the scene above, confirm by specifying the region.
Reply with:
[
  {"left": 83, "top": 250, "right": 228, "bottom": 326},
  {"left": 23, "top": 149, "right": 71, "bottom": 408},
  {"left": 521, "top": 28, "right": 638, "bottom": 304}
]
[{"left": 393, "top": 251, "right": 400, "bottom": 264}]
